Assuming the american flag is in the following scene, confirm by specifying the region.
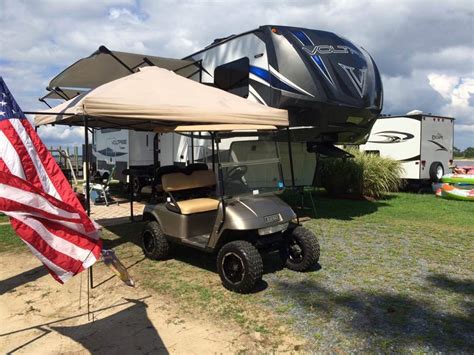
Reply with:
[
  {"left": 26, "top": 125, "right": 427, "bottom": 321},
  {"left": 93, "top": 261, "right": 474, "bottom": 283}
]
[{"left": 0, "top": 77, "right": 102, "bottom": 283}]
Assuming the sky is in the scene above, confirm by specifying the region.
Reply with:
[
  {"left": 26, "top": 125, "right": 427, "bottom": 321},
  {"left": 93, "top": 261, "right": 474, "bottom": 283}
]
[{"left": 1, "top": 0, "right": 473, "bottom": 149}]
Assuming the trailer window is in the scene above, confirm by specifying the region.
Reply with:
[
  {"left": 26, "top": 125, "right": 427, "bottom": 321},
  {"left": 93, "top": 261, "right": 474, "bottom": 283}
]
[
  {"left": 214, "top": 57, "right": 249, "bottom": 98},
  {"left": 101, "top": 128, "right": 121, "bottom": 133}
]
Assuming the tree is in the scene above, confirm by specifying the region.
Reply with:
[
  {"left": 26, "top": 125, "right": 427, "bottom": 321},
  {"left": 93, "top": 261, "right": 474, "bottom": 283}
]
[
  {"left": 453, "top": 146, "right": 463, "bottom": 157},
  {"left": 463, "top": 147, "right": 474, "bottom": 158}
]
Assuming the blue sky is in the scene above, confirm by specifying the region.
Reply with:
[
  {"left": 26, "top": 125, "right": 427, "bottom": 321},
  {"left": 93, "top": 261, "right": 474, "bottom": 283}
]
[{"left": 1, "top": 0, "right": 473, "bottom": 149}]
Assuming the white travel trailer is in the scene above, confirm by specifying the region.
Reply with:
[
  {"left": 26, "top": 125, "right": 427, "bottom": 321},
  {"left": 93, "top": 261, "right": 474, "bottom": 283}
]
[
  {"left": 93, "top": 128, "right": 200, "bottom": 181},
  {"left": 360, "top": 112, "right": 454, "bottom": 183}
]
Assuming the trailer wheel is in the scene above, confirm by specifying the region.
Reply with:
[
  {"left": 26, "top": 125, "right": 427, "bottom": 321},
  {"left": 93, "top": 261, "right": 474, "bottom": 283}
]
[
  {"left": 429, "top": 162, "right": 444, "bottom": 182},
  {"left": 142, "top": 221, "right": 170, "bottom": 260},
  {"left": 132, "top": 176, "right": 142, "bottom": 195},
  {"left": 281, "top": 226, "right": 320, "bottom": 272},
  {"left": 217, "top": 241, "right": 263, "bottom": 294}
]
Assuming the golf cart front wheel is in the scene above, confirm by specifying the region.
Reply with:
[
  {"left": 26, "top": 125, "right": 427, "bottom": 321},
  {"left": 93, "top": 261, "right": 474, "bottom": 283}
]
[
  {"left": 217, "top": 241, "right": 263, "bottom": 294},
  {"left": 142, "top": 221, "right": 170, "bottom": 260},
  {"left": 281, "top": 226, "right": 320, "bottom": 272}
]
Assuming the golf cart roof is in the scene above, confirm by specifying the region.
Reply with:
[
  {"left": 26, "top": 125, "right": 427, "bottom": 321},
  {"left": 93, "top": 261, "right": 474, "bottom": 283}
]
[
  {"left": 46, "top": 45, "right": 199, "bottom": 91},
  {"left": 34, "top": 67, "right": 288, "bottom": 131}
]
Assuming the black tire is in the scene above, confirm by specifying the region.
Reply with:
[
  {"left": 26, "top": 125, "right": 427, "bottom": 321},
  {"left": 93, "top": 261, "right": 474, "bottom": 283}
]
[
  {"left": 132, "top": 176, "right": 142, "bottom": 195},
  {"left": 142, "top": 221, "right": 170, "bottom": 260},
  {"left": 281, "top": 226, "right": 320, "bottom": 272},
  {"left": 217, "top": 241, "right": 263, "bottom": 294},
  {"left": 429, "top": 162, "right": 444, "bottom": 182}
]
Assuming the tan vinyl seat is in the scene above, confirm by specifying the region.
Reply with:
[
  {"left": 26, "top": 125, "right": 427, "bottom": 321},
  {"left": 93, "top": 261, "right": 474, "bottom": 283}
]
[
  {"left": 176, "top": 198, "right": 219, "bottom": 215},
  {"left": 161, "top": 170, "right": 219, "bottom": 214}
]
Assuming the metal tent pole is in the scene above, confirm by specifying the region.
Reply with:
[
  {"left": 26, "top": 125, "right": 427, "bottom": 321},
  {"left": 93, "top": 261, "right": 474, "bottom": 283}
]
[
  {"left": 130, "top": 131, "right": 134, "bottom": 222},
  {"left": 191, "top": 133, "right": 194, "bottom": 163},
  {"left": 84, "top": 116, "right": 90, "bottom": 215},
  {"left": 211, "top": 134, "right": 215, "bottom": 171},
  {"left": 83, "top": 115, "right": 93, "bottom": 320},
  {"left": 286, "top": 128, "right": 296, "bottom": 188},
  {"left": 286, "top": 128, "right": 300, "bottom": 223}
]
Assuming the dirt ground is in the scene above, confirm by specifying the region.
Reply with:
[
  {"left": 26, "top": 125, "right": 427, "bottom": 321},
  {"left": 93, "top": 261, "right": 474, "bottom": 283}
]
[{"left": 0, "top": 251, "right": 300, "bottom": 354}]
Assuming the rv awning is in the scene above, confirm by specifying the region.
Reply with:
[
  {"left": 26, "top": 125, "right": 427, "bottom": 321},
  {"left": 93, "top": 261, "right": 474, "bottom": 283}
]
[
  {"left": 47, "top": 45, "right": 199, "bottom": 91},
  {"left": 40, "top": 88, "right": 87, "bottom": 101},
  {"left": 35, "top": 67, "right": 288, "bottom": 130}
]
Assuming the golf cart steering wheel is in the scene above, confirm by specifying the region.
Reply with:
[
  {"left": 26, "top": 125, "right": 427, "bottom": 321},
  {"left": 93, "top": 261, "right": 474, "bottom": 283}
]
[{"left": 225, "top": 165, "right": 248, "bottom": 182}]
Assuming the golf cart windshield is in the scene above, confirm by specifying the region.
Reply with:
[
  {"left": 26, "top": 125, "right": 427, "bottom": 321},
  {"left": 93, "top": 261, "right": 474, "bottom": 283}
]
[{"left": 218, "top": 134, "right": 284, "bottom": 197}]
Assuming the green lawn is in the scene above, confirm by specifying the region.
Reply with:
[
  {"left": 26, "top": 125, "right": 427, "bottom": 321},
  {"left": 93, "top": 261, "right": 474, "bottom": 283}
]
[
  {"left": 1, "top": 193, "right": 473, "bottom": 352},
  {"left": 0, "top": 213, "right": 9, "bottom": 223}
]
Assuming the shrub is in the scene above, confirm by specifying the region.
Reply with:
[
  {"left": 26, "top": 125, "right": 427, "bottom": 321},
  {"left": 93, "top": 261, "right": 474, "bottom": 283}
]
[{"left": 317, "top": 147, "right": 402, "bottom": 199}]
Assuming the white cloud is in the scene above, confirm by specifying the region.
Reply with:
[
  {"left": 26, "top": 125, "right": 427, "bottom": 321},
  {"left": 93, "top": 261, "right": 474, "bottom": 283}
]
[
  {"left": 428, "top": 74, "right": 474, "bottom": 132},
  {"left": 428, "top": 74, "right": 460, "bottom": 101}
]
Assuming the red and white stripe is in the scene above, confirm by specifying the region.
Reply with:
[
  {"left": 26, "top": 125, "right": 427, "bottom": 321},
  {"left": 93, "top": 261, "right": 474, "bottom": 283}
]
[{"left": 0, "top": 118, "right": 101, "bottom": 283}]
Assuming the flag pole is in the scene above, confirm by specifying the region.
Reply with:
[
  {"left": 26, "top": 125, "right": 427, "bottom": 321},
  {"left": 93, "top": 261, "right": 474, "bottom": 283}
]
[{"left": 84, "top": 115, "right": 93, "bottom": 321}]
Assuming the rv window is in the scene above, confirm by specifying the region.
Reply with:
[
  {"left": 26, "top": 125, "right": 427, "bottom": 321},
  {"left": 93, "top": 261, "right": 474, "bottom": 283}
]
[
  {"left": 101, "top": 128, "right": 121, "bottom": 133},
  {"left": 214, "top": 57, "right": 249, "bottom": 98}
]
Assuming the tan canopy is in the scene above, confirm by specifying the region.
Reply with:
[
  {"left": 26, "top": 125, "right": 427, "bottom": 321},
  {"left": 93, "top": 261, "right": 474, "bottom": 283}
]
[{"left": 35, "top": 67, "right": 288, "bottom": 131}]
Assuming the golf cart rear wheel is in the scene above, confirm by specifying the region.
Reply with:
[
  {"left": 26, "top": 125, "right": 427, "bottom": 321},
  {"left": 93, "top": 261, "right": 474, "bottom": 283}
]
[
  {"left": 142, "top": 221, "right": 170, "bottom": 260},
  {"left": 217, "top": 241, "right": 263, "bottom": 294},
  {"left": 281, "top": 226, "right": 320, "bottom": 272}
]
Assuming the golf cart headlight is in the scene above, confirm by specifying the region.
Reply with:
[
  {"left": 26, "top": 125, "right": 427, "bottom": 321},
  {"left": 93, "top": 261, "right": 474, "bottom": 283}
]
[{"left": 258, "top": 222, "right": 289, "bottom": 236}]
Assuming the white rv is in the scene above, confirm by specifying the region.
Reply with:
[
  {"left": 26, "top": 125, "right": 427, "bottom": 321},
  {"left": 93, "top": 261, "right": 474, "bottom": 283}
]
[
  {"left": 93, "top": 129, "right": 198, "bottom": 181},
  {"left": 360, "top": 113, "right": 454, "bottom": 183}
]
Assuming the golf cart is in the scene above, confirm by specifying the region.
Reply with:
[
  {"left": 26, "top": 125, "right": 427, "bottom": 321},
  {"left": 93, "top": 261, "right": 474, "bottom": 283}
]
[{"left": 142, "top": 130, "right": 320, "bottom": 293}]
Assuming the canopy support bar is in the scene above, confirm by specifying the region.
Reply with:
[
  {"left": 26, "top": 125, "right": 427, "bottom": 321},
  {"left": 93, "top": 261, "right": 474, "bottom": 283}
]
[{"left": 98, "top": 45, "right": 134, "bottom": 74}]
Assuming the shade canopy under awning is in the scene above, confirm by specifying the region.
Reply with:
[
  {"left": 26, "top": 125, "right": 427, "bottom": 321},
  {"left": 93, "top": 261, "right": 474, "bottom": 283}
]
[
  {"left": 35, "top": 67, "right": 288, "bottom": 131},
  {"left": 47, "top": 45, "right": 199, "bottom": 91}
]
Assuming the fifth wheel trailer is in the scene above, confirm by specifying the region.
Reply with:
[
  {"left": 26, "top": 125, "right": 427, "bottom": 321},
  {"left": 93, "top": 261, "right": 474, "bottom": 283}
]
[
  {"left": 40, "top": 24, "right": 383, "bottom": 188},
  {"left": 359, "top": 114, "right": 454, "bottom": 183}
]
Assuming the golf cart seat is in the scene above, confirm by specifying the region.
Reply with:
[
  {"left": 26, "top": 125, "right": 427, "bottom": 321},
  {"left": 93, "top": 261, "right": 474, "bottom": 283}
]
[
  {"left": 162, "top": 170, "right": 219, "bottom": 215},
  {"left": 184, "top": 163, "right": 209, "bottom": 174}
]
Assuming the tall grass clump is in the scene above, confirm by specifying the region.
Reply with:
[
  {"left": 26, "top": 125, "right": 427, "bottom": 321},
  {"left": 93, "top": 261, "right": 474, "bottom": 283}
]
[{"left": 317, "top": 147, "right": 403, "bottom": 199}]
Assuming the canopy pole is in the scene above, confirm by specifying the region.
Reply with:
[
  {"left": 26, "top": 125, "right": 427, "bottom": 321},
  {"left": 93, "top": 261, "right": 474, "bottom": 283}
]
[
  {"left": 83, "top": 115, "right": 93, "bottom": 321},
  {"left": 286, "top": 128, "right": 296, "bottom": 188},
  {"left": 215, "top": 134, "right": 225, "bottom": 223},
  {"left": 190, "top": 133, "right": 194, "bottom": 163},
  {"left": 211, "top": 134, "right": 215, "bottom": 172},
  {"left": 84, "top": 116, "right": 90, "bottom": 216}
]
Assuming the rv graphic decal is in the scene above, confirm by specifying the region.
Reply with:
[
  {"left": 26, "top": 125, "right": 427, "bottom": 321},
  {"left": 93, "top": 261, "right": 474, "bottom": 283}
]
[
  {"left": 291, "top": 30, "right": 336, "bottom": 86},
  {"left": 368, "top": 131, "right": 415, "bottom": 144},
  {"left": 96, "top": 147, "right": 128, "bottom": 157},
  {"left": 249, "top": 65, "right": 313, "bottom": 97},
  {"left": 428, "top": 140, "right": 448, "bottom": 151},
  {"left": 302, "top": 44, "right": 351, "bottom": 55},
  {"left": 338, "top": 64, "right": 367, "bottom": 98},
  {"left": 399, "top": 155, "right": 421, "bottom": 162}
]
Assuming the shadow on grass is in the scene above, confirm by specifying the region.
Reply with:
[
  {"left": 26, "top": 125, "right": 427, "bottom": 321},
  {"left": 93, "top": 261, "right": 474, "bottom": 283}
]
[
  {"left": 102, "top": 222, "right": 145, "bottom": 250},
  {"left": 427, "top": 274, "right": 474, "bottom": 295},
  {"left": 163, "top": 246, "right": 299, "bottom": 293},
  {"left": 272, "top": 278, "right": 474, "bottom": 352},
  {"left": 281, "top": 189, "right": 394, "bottom": 220}
]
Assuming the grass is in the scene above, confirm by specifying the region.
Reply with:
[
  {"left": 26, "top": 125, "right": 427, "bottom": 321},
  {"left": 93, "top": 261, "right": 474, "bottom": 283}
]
[
  {"left": 317, "top": 147, "right": 402, "bottom": 198},
  {"left": 1, "top": 192, "right": 473, "bottom": 352}
]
